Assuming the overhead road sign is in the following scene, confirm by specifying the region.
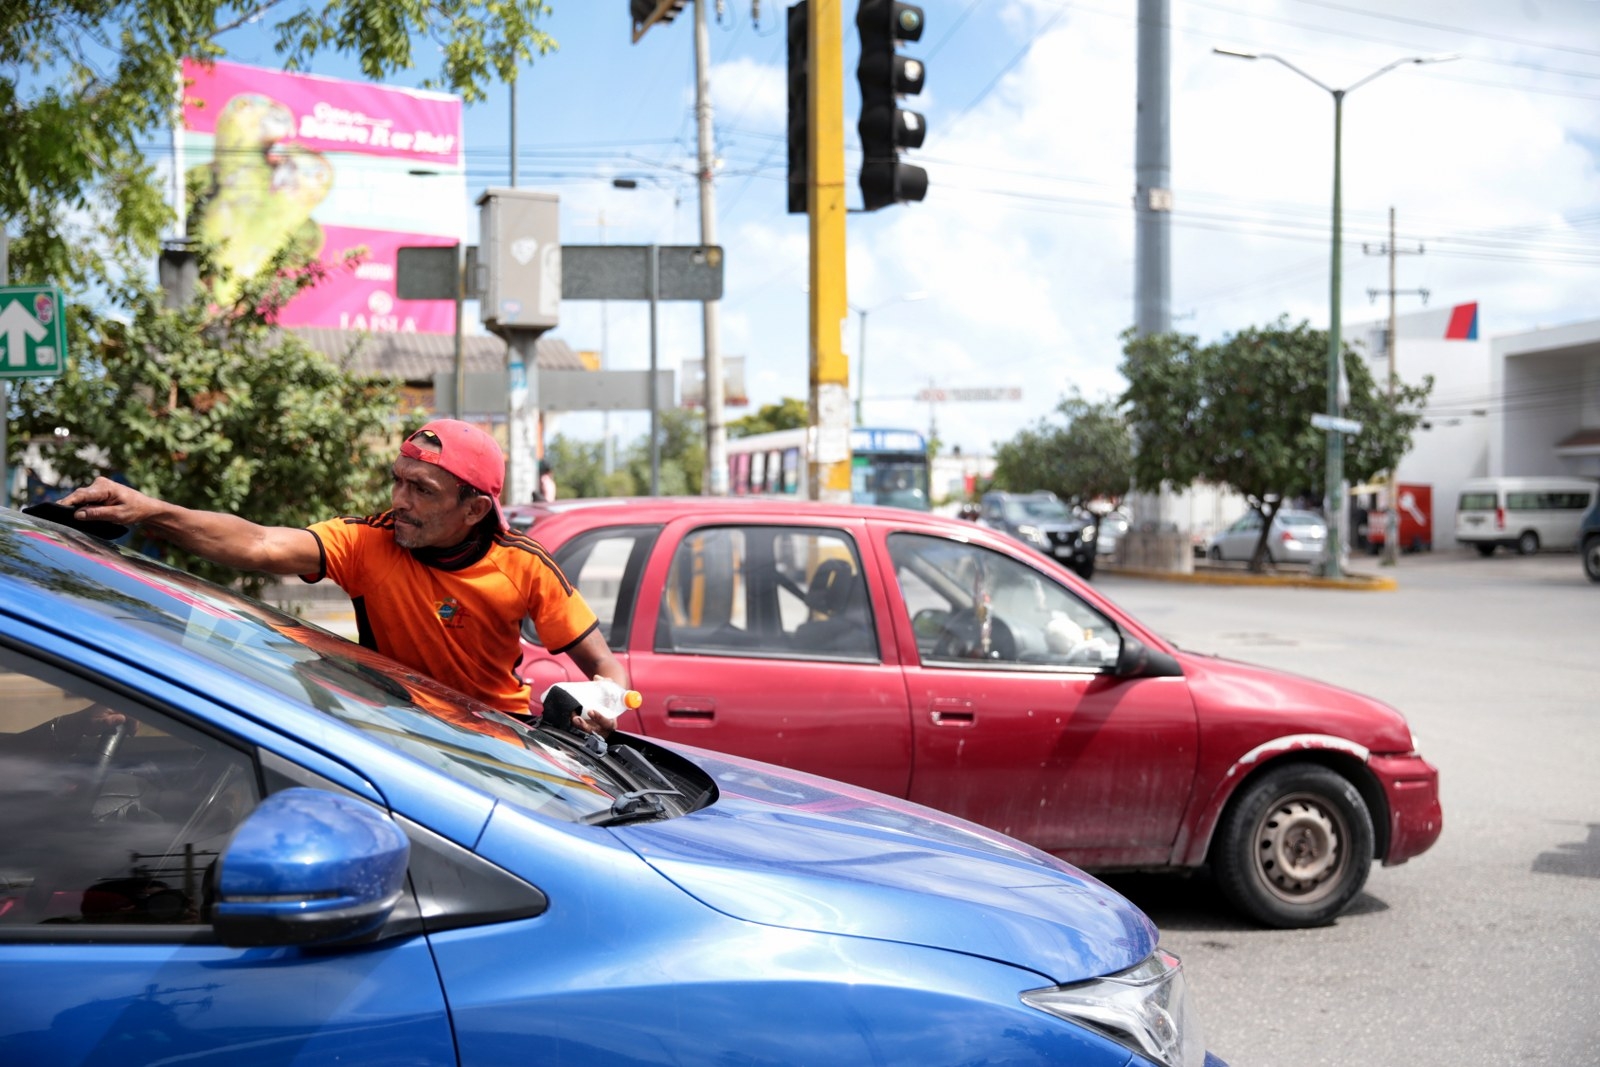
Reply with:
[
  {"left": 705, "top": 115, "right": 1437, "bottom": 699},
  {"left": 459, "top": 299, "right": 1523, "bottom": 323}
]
[{"left": 561, "top": 245, "right": 724, "bottom": 302}]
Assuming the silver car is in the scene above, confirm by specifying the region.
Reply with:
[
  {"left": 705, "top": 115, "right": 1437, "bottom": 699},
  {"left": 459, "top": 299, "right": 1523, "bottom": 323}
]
[
  {"left": 1206, "top": 508, "right": 1328, "bottom": 565},
  {"left": 1095, "top": 512, "right": 1130, "bottom": 558}
]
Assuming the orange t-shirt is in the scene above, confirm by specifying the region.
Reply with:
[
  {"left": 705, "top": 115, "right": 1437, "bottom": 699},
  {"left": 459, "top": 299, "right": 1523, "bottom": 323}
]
[{"left": 303, "top": 513, "right": 598, "bottom": 714}]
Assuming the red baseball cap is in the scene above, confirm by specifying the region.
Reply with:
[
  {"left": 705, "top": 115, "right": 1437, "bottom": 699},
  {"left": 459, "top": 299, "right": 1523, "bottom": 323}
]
[{"left": 399, "top": 420, "right": 507, "bottom": 529}]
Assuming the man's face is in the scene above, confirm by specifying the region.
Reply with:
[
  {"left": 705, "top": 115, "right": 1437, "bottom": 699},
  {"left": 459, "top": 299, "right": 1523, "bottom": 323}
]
[{"left": 389, "top": 456, "right": 489, "bottom": 549}]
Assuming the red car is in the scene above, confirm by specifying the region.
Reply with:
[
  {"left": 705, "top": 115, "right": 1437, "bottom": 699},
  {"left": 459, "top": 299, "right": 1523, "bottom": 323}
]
[{"left": 510, "top": 497, "right": 1441, "bottom": 928}]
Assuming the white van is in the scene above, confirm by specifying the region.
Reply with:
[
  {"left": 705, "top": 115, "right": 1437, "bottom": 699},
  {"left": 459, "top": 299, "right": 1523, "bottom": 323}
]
[{"left": 1455, "top": 476, "right": 1600, "bottom": 556}]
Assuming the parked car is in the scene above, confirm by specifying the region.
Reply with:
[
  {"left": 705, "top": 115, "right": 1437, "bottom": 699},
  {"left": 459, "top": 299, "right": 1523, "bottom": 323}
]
[
  {"left": 1581, "top": 496, "right": 1600, "bottom": 582},
  {"left": 978, "top": 490, "right": 1098, "bottom": 579},
  {"left": 1205, "top": 508, "right": 1328, "bottom": 565},
  {"left": 0, "top": 504, "right": 1225, "bottom": 1067},
  {"left": 1454, "top": 475, "right": 1599, "bottom": 556},
  {"left": 1095, "top": 511, "right": 1131, "bottom": 559},
  {"left": 509, "top": 497, "right": 1442, "bottom": 929}
]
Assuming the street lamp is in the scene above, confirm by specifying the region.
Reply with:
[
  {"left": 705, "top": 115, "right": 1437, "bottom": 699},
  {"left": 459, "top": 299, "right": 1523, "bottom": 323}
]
[
  {"left": 850, "top": 291, "right": 928, "bottom": 426},
  {"left": 1213, "top": 47, "right": 1456, "bottom": 578}
]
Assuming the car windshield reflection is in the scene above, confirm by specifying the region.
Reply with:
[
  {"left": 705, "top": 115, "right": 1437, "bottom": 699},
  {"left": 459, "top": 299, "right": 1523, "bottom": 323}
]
[{"left": 5, "top": 522, "right": 630, "bottom": 824}]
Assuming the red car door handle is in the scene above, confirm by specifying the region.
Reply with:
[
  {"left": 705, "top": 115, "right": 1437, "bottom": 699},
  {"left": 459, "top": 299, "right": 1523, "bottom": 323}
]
[
  {"left": 929, "top": 699, "right": 975, "bottom": 726},
  {"left": 665, "top": 698, "right": 716, "bottom": 724}
]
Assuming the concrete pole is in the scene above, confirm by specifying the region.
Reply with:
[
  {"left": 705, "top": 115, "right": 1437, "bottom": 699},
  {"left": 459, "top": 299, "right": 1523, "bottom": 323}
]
[
  {"left": 694, "top": 0, "right": 728, "bottom": 496},
  {"left": 1383, "top": 206, "right": 1401, "bottom": 565},
  {"left": 649, "top": 244, "right": 661, "bottom": 495},
  {"left": 1134, "top": 0, "right": 1171, "bottom": 337},
  {"left": 1324, "top": 90, "right": 1347, "bottom": 580},
  {"left": 453, "top": 242, "right": 466, "bottom": 420},
  {"left": 855, "top": 307, "right": 868, "bottom": 427}
]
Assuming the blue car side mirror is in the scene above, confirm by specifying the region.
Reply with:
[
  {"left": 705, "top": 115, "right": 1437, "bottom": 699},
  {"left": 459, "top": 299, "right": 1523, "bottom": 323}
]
[{"left": 214, "top": 787, "right": 410, "bottom": 948}]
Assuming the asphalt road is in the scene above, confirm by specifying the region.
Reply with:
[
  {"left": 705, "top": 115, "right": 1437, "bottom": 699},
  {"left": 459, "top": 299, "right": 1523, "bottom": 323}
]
[{"left": 1094, "top": 548, "right": 1600, "bottom": 1067}]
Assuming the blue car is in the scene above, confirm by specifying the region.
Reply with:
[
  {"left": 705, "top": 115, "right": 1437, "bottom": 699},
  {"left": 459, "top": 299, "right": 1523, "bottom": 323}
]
[{"left": 0, "top": 505, "right": 1224, "bottom": 1067}]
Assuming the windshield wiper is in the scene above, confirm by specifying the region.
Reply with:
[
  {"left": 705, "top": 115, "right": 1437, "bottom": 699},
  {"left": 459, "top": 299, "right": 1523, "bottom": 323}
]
[{"left": 584, "top": 788, "right": 682, "bottom": 826}]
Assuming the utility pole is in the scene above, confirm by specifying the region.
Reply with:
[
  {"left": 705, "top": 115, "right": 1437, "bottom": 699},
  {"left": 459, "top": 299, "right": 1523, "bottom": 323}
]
[
  {"left": 1363, "top": 206, "right": 1426, "bottom": 567},
  {"left": 1134, "top": 0, "right": 1171, "bottom": 337},
  {"left": 807, "top": 0, "right": 850, "bottom": 503},
  {"left": 694, "top": 0, "right": 728, "bottom": 496}
]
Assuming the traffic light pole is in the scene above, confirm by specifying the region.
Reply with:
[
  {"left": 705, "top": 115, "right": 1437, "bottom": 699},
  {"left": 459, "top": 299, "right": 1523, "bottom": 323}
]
[{"left": 807, "top": 0, "right": 851, "bottom": 504}]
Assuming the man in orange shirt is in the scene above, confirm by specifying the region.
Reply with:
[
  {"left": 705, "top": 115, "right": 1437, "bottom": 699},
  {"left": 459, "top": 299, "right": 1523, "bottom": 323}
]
[{"left": 59, "top": 420, "right": 627, "bottom": 736}]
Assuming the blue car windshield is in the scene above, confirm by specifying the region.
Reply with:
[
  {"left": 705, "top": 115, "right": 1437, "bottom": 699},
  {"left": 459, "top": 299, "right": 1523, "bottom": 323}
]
[{"left": 6, "top": 519, "right": 625, "bottom": 824}]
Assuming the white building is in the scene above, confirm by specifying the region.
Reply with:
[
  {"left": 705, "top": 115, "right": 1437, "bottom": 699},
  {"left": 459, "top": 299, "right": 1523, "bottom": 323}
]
[
  {"left": 1348, "top": 300, "right": 1491, "bottom": 550},
  {"left": 1489, "top": 319, "right": 1600, "bottom": 481}
]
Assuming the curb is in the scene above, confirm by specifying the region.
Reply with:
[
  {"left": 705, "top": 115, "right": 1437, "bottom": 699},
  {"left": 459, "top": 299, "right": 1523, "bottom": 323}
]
[{"left": 1099, "top": 563, "right": 1397, "bottom": 591}]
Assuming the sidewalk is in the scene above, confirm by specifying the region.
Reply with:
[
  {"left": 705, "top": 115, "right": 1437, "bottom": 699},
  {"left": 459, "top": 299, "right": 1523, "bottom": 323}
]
[{"left": 1099, "top": 559, "right": 1398, "bottom": 590}]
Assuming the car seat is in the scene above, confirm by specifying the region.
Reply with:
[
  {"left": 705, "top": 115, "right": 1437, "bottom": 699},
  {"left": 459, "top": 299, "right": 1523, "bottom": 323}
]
[{"left": 794, "top": 559, "right": 873, "bottom": 653}]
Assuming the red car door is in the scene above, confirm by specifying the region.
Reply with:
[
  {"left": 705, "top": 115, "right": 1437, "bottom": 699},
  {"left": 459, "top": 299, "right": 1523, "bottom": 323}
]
[
  {"left": 624, "top": 517, "right": 915, "bottom": 798},
  {"left": 874, "top": 529, "right": 1200, "bottom": 868}
]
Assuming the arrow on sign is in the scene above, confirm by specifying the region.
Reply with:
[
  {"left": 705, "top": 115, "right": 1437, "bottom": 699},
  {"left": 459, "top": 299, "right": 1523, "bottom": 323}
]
[{"left": 0, "top": 301, "right": 46, "bottom": 368}]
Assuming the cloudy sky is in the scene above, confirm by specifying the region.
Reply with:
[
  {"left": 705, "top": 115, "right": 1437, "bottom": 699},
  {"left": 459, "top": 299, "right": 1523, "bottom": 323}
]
[{"left": 218, "top": 0, "right": 1600, "bottom": 456}]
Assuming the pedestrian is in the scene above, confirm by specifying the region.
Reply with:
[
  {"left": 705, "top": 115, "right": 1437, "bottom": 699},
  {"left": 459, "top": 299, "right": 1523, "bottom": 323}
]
[
  {"left": 58, "top": 420, "right": 628, "bottom": 737},
  {"left": 537, "top": 458, "right": 557, "bottom": 503}
]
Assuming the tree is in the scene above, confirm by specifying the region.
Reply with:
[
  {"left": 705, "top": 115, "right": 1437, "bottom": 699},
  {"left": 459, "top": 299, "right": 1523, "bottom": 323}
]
[
  {"left": 8, "top": 252, "right": 411, "bottom": 597},
  {"left": 620, "top": 407, "right": 704, "bottom": 497},
  {"left": 1120, "top": 317, "right": 1432, "bottom": 571},
  {"left": 728, "top": 397, "right": 808, "bottom": 438},
  {"left": 991, "top": 392, "right": 1132, "bottom": 507},
  {"left": 550, "top": 407, "right": 706, "bottom": 499},
  {"left": 2, "top": 0, "right": 557, "bottom": 286},
  {"left": 542, "top": 436, "right": 610, "bottom": 500}
]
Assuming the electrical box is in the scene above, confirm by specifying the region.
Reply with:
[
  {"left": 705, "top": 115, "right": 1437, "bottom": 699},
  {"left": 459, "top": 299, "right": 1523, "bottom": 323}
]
[{"left": 476, "top": 189, "right": 560, "bottom": 332}]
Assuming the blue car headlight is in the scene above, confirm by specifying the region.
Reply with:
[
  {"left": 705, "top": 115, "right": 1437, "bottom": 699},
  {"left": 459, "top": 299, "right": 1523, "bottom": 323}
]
[
  {"left": 1017, "top": 524, "right": 1047, "bottom": 546},
  {"left": 1082, "top": 524, "right": 1098, "bottom": 543},
  {"left": 1020, "top": 949, "right": 1205, "bottom": 1067}
]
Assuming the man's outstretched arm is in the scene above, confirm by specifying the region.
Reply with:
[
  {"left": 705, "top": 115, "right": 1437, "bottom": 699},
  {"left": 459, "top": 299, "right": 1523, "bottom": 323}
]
[{"left": 58, "top": 477, "right": 322, "bottom": 575}]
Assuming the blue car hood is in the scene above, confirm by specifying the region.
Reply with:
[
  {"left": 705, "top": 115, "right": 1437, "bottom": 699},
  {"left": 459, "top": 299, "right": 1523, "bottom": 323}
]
[{"left": 613, "top": 747, "right": 1156, "bottom": 985}]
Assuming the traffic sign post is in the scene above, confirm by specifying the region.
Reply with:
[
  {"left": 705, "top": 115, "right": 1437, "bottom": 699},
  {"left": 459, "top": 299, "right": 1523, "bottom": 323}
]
[
  {"left": 0, "top": 286, "right": 66, "bottom": 380},
  {"left": 0, "top": 283, "right": 68, "bottom": 506}
]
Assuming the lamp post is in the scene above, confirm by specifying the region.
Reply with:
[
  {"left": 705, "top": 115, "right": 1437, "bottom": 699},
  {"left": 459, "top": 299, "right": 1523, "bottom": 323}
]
[
  {"left": 1213, "top": 48, "right": 1455, "bottom": 579},
  {"left": 850, "top": 291, "right": 928, "bottom": 426}
]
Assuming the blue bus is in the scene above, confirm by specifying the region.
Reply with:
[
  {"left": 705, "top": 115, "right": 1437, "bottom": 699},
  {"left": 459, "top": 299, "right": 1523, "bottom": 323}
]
[{"left": 725, "top": 426, "right": 931, "bottom": 510}]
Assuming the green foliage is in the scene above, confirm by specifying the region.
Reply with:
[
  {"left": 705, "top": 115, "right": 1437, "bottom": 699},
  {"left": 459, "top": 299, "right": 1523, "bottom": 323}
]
[
  {"left": 728, "top": 397, "right": 808, "bottom": 437},
  {"left": 550, "top": 407, "right": 706, "bottom": 499},
  {"left": 1120, "top": 317, "right": 1433, "bottom": 569},
  {"left": 542, "top": 436, "right": 609, "bottom": 499},
  {"left": 2, "top": 0, "right": 556, "bottom": 286},
  {"left": 991, "top": 391, "right": 1132, "bottom": 506},
  {"left": 8, "top": 256, "right": 411, "bottom": 596}
]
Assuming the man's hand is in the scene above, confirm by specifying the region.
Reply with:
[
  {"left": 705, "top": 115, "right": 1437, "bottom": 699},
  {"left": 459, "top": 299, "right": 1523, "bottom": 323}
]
[
  {"left": 573, "top": 708, "right": 617, "bottom": 739},
  {"left": 54, "top": 704, "right": 136, "bottom": 750},
  {"left": 57, "top": 478, "right": 159, "bottom": 528}
]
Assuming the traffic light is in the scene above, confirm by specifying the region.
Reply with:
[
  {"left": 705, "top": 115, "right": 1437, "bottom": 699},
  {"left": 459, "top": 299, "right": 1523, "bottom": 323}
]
[
  {"left": 631, "top": 0, "right": 687, "bottom": 43},
  {"left": 787, "top": 2, "right": 809, "bottom": 214},
  {"left": 856, "top": 0, "right": 927, "bottom": 211}
]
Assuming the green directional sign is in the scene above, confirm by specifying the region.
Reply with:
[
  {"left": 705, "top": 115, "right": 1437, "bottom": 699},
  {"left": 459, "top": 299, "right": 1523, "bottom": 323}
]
[{"left": 0, "top": 286, "right": 67, "bottom": 380}]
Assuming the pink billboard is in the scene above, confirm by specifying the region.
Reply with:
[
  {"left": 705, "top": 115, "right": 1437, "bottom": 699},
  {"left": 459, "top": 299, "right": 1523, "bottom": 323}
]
[{"left": 180, "top": 58, "right": 465, "bottom": 333}]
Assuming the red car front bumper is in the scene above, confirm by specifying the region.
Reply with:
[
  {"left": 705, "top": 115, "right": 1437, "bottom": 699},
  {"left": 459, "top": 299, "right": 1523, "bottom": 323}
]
[{"left": 1370, "top": 752, "right": 1443, "bottom": 865}]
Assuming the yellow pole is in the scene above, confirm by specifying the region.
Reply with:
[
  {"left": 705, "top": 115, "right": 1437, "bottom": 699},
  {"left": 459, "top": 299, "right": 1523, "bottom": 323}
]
[{"left": 808, "top": 0, "right": 851, "bottom": 503}]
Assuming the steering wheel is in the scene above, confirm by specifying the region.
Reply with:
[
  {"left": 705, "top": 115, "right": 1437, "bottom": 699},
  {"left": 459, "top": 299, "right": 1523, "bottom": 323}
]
[
  {"left": 83, "top": 720, "right": 131, "bottom": 817},
  {"left": 931, "top": 608, "right": 1016, "bottom": 662}
]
